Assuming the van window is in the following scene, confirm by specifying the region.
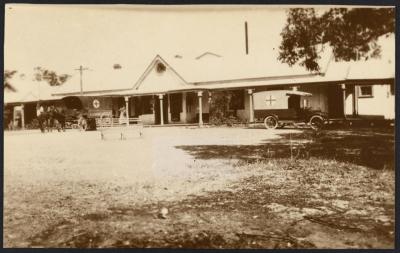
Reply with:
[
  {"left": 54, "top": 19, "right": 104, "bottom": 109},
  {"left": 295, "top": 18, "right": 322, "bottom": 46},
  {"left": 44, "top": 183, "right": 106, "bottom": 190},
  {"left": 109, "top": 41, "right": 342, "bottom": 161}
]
[{"left": 288, "top": 95, "right": 300, "bottom": 110}]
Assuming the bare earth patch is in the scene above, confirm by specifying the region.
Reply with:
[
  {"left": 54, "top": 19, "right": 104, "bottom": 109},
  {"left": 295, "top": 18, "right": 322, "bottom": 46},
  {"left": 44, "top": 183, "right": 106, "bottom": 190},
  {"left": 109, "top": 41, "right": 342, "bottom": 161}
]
[{"left": 3, "top": 127, "right": 394, "bottom": 248}]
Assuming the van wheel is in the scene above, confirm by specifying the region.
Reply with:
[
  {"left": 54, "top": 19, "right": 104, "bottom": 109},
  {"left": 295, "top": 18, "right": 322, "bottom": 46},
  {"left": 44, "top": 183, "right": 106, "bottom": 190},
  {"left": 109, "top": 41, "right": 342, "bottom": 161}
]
[
  {"left": 309, "top": 115, "right": 324, "bottom": 130},
  {"left": 264, "top": 116, "right": 278, "bottom": 129}
]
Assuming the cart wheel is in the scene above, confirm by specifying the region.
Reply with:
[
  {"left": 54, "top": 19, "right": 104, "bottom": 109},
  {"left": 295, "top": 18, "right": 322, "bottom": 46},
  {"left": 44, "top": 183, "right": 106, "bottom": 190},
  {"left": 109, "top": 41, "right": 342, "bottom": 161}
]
[
  {"left": 309, "top": 115, "right": 324, "bottom": 130},
  {"left": 264, "top": 116, "right": 278, "bottom": 129}
]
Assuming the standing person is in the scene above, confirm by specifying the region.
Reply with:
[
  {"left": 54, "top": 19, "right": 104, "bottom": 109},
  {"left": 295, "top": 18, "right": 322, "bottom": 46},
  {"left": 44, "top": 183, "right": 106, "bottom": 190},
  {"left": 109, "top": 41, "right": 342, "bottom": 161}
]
[
  {"left": 118, "top": 106, "right": 127, "bottom": 125},
  {"left": 14, "top": 114, "right": 21, "bottom": 129},
  {"left": 78, "top": 113, "right": 87, "bottom": 131}
]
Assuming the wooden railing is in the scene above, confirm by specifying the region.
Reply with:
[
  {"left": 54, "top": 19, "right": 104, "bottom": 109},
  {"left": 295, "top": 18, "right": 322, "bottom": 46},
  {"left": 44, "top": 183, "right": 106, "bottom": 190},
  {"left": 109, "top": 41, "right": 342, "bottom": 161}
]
[
  {"left": 95, "top": 117, "right": 142, "bottom": 128},
  {"left": 95, "top": 116, "right": 144, "bottom": 140}
]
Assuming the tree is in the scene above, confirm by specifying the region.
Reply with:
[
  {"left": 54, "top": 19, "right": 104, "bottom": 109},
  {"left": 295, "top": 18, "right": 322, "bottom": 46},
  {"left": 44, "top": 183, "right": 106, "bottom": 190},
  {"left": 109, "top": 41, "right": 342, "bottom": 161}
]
[
  {"left": 4, "top": 70, "right": 18, "bottom": 92},
  {"left": 34, "top": 67, "right": 71, "bottom": 86},
  {"left": 278, "top": 8, "right": 395, "bottom": 71}
]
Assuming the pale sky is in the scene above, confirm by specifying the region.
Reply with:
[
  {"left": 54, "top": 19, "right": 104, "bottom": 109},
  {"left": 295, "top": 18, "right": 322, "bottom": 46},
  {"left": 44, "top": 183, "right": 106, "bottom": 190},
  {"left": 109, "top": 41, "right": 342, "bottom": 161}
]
[
  {"left": 4, "top": 4, "right": 306, "bottom": 75},
  {"left": 5, "top": 4, "right": 391, "bottom": 78}
]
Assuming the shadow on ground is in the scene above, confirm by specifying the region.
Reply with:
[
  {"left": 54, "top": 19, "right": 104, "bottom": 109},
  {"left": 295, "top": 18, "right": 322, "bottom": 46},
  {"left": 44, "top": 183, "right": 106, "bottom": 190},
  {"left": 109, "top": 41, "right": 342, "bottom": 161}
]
[
  {"left": 176, "top": 128, "right": 395, "bottom": 170},
  {"left": 26, "top": 161, "right": 395, "bottom": 249}
]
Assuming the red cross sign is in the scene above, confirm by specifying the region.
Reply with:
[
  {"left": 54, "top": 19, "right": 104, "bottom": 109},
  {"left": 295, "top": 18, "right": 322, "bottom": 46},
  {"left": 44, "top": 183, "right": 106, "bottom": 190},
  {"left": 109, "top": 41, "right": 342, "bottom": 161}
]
[
  {"left": 93, "top": 99, "right": 100, "bottom": 109},
  {"left": 265, "top": 95, "right": 276, "bottom": 106}
]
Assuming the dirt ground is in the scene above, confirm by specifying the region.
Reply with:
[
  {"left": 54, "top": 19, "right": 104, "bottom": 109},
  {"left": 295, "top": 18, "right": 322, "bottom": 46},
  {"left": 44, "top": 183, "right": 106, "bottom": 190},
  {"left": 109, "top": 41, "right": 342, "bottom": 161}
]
[{"left": 3, "top": 126, "right": 395, "bottom": 248}]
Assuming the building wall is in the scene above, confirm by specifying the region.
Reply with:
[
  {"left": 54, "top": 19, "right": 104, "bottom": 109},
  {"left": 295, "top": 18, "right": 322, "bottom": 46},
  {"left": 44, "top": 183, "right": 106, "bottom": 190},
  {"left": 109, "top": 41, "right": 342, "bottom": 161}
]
[
  {"left": 345, "top": 88, "right": 354, "bottom": 116},
  {"left": 183, "top": 91, "right": 210, "bottom": 123},
  {"left": 203, "top": 92, "right": 210, "bottom": 114},
  {"left": 298, "top": 85, "right": 329, "bottom": 113},
  {"left": 139, "top": 114, "right": 155, "bottom": 124},
  {"left": 356, "top": 84, "right": 394, "bottom": 119},
  {"left": 79, "top": 83, "right": 394, "bottom": 124},
  {"left": 129, "top": 98, "right": 135, "bottom": 117},
  {"left": 131, "top": 92, "right": 211, "bottom": 125},
  {"left": 185, "top": 92, "right": 197, "bottom": 123},
  {"left": 236, "top": 90, "right": 248, "bottom": 121}
]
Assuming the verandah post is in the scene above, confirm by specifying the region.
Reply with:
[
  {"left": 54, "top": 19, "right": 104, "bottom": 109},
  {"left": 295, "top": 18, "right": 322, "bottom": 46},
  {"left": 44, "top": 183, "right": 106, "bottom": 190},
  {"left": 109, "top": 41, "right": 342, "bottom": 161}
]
[
  {"left": 181, "top": 92, "right": 187, "bottom": 123},
  {"left": 167, "top": 93, "right": 171, "bottom": 123},
  {"left": 247, "top": 89, "right": 254, "bottom": 123},
  {"left": 21, "top": 104, "right": 25, "bottom": 129},
  {"left": 124, "top": 96, "right": 130, "bottom": 126},
  {"left": 353, "top": 84, "right": 359, "bottom": 116},
  {"left": 159, "top": 94, "right": 164, "bottom": 125},
  {"left": 341, "top": 83, "right": 346, "bottom": 119},
  {"left": 197, "top": 91, "right": 203, "bottom": 127}
]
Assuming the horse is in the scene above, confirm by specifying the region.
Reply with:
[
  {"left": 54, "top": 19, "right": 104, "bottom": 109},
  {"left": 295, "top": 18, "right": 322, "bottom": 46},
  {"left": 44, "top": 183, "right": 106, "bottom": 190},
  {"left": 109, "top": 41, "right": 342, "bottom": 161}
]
[
  {"left": 37, "top": 112, "right": 49, "bottom": 133},
  {"left": 38, "top": 109, "right": 63, "bottom": 132},
  {"left": 46, "top": 110, "right": 55, "bottom": 132},
  {"left": 53, "top": 110, "right": 66, "bottom": 132}
]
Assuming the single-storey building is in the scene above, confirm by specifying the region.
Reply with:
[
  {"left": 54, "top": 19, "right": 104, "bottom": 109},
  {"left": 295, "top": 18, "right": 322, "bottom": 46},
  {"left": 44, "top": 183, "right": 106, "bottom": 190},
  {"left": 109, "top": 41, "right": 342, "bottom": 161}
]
[
  {"left": 4, "top": 78, "right": 63, "bottom": 129},
  {"left": 5, "top": 36, "right": 395, "bottom": 129},
  {"left": 49, "top": 52, "right": 394, "bottom": 126}
]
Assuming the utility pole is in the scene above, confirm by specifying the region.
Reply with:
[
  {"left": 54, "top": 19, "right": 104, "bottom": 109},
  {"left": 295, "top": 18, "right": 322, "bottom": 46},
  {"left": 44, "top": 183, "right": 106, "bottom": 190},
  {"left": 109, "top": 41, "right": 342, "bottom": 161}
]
[
  {"left": 74, "top": 65, "right": 89, "bottom": 96},
  {"left": 245, "top": 21, "right": 249, "bottom": 55}
]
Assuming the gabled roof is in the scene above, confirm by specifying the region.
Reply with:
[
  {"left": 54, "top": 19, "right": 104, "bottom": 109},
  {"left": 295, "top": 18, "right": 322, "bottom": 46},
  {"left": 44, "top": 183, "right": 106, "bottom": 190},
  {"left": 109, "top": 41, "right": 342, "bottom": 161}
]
[{"left": 133, "top": 55, "right": 189, "bottom": 91}]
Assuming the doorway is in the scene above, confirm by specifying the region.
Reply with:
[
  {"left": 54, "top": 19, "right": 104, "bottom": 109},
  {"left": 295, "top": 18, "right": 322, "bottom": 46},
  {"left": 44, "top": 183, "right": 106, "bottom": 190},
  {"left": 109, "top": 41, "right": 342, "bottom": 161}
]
[
  {"left": 170, "top": 93, "right": 182, "bottom": 122},
  {"left": 327, "top": 85, "right": 344, "bottom": 118}
]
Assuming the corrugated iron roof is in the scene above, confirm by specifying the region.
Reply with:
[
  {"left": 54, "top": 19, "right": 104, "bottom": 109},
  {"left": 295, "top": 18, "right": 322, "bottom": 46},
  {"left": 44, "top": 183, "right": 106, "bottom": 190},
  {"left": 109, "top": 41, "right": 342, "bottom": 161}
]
[
  {"left": 7, "top": 34, "right": 394, "bottom": 101},
  {"left": 4, "top": 77, "right": 63, "bottom": 104}
]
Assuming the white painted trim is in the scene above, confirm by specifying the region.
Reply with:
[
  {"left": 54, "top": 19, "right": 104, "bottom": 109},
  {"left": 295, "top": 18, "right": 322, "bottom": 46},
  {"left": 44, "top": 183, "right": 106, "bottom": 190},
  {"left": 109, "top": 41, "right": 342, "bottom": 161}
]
[{"left": 133, "top": 55, "right": 190, "bottom": 91}]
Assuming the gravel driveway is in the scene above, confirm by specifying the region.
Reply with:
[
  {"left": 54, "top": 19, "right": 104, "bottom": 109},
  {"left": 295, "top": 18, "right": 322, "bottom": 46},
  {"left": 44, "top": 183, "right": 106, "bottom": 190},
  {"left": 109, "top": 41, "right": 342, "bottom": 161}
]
[
  {"left": 4, "top": 127, "right": 393, "bottom": 248},
  {"left": 4, "top": 127, "right": 299, "bottom": 247}
]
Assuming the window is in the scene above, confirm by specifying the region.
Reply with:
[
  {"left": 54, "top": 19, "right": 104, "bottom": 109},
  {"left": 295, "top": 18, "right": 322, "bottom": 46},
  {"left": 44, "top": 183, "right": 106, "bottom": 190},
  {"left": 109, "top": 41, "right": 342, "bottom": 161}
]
[
  {"left": 359, "top": 85, "right": 373, "bottom": 98},
  {"left": 303, "top": 98, "right": 309, "bottom": 108},
  {"left": 288, "top": 95, "right": 300, "bottom": 110}
]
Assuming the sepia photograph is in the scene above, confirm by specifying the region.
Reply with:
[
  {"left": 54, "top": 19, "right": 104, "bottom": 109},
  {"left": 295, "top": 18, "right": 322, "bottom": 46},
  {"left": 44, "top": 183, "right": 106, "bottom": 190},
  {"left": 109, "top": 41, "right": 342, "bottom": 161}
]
[{"left": 3, "top": 4, "right": 396, "bottom": 249}]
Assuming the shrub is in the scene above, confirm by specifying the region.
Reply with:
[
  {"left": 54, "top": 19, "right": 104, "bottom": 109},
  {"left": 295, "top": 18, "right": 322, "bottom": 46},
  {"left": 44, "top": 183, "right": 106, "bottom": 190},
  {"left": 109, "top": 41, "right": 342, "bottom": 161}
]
[
  {"left": 26, "top": 119, "right": 40, "bottom": 129},
  {"left": 209, "top": 91, "right": 245, "bottom": 126}
]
